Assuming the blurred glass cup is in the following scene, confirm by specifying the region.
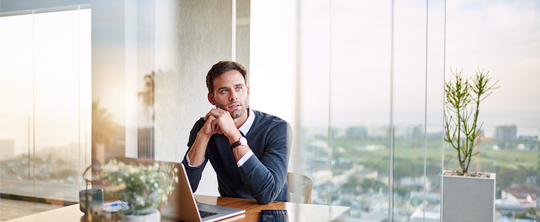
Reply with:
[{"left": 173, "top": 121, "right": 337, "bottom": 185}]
[{"left": 79, "top": 188, "right": 103, "bottom": 216}]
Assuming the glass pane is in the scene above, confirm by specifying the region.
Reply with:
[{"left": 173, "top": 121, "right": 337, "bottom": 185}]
[
  {"left": 0, "top": 8, "right": 91, "bottom": 203},
  {"left": 393, "top": 0, "right": 446, "bottom": 221},
  {"left": 330, "top": 0, "right": 391, "bottom": 220},
  {"left": 33, "top": 10, "right": 90, "bottom": 202},
  {"left": 393, "top": 0, "right": 429, "bottom": 219},
  {"left": 299, "top": 0, "right": 331, "bottom": 207},
  {"left": 425, "top": 1, "right": 445, "bottom": 221},
  {"left": 446, "top": 0, "right": 540, "bottom": 220},
  {"left": 0, "top": 14, "right": 34, "bottom": 197}
]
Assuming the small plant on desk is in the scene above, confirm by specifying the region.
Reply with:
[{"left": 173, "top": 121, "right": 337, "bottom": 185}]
[{"left": 98, "top": 159, "right": 178, "bottom": 216}]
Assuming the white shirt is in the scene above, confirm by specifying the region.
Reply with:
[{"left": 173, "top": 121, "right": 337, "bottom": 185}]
[{"left": 236, "top": 108, "right": 255, "bottom": 167}]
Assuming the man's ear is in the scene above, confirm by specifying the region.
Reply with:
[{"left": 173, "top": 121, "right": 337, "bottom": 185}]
[
  {"left": 247, "top": 86, "right": 250, "bottom": 96},
  {"left": 208, "top": 93, "right": 216, "bottom": 105}
]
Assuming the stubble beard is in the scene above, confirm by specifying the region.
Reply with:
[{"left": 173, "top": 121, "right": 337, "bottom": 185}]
[
  {"left": 215, "top": 97, "right": 249, "bottom": 119},
  {"left": 230, "top": 108, "right": 244, "bottom": 119}
]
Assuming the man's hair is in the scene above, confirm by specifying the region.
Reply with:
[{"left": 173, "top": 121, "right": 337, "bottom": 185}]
[{"left": 206, "top": 61, "right": 248, "bottom": 94}]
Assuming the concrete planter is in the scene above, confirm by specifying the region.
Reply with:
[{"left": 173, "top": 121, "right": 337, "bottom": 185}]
[{"left": 441, "top": 171, "right": 496, "bottom": 222}]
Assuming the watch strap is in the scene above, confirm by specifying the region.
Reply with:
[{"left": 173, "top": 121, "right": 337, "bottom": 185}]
[
  {"left": 230, "top": 136, "right": 247, "bottom": 149},
  {"left": 230, "top": 140, "right": 242, "bottom": 149}
]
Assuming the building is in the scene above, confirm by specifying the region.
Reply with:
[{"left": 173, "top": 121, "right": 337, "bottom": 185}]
[
  {"left": 493, "top": 125, "right": 517, "bottom": 142},
  {"left": 519, "top": 135, "right": 538, "bottom": 142},
  {"left": 502, "top": 187, "right": 536, "bottom": 207},
  {"left": 346, "top": 126, "right": 368, "bottom": 140}
]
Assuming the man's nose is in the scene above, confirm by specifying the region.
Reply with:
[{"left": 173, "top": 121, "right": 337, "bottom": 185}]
[{"left": 230, "top": 91, "right": 238, "bottom": 101}]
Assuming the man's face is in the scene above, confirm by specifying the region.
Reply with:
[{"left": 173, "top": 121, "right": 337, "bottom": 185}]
[{"left": 208, "top": 70, "right": 250, "bottom": 120}]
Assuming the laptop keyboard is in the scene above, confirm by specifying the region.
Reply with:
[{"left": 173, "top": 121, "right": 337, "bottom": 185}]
[{"left": 199, "top": 210, "right": 218, "bottom": 218}]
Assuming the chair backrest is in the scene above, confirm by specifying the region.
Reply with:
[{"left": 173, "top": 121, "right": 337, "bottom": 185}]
[{"left": 287, "top": 172, "right": 313, "bottom": 204}]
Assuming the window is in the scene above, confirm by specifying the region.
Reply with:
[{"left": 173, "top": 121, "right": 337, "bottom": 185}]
[{"left": 0, "top": 8, "right": 91, "bottom": 202}]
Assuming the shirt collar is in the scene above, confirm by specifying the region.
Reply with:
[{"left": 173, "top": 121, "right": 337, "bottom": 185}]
[{"left": 238, "top": 108, "right": 255, "bottom": 136}]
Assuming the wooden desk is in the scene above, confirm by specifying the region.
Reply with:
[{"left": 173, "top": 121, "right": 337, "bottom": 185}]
[
  {"left": 194, "top": 195, "right": 350, "bottom": 222},
  {"left": 7, "top": 195, "right": 350, "bottom": 222}
]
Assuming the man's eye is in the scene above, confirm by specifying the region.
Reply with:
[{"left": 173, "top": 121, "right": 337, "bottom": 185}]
[
  {"left": 221, "top": 89, "right": 228, "bottom": 93},
  {"left": 236, "top": 87, "right": 242, "bottom": 91}
]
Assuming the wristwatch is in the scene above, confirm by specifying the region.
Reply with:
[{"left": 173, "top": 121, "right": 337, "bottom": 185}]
[{"left": 230, "top": 136, "right": 248, "bottom": 149}]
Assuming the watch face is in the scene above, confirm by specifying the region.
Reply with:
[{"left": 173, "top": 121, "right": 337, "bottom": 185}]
[{"left": 240, "top": 137, "right": 248, "bottom": 145}]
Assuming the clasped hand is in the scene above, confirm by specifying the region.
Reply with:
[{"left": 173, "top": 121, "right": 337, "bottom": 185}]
[{"left": 201, "top": 108, "right": 238, "bottom": 138}]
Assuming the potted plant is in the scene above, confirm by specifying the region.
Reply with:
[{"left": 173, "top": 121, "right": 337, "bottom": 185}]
[
  {"left": 442, "top": 68, "right": 499, "bottom": 222},
  {"left": 98, "top": 159, "right": 177, "bottom": 221}
]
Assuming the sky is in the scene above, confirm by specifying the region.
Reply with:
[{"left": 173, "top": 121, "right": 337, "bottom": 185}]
[
  {"left": 446, "top": 0, "right": 540, "bottom": 128},
  {"left": 251, "top": 0, "right": 540, "bottom": 134}
]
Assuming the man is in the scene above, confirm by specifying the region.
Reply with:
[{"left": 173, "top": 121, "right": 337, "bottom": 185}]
[{"left": 182, "top": 61, "right": 292, "bottom": 204}]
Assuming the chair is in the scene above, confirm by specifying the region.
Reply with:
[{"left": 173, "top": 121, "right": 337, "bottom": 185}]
[{"left": 287, "top": 172, "right": 313, "bottom": 204}]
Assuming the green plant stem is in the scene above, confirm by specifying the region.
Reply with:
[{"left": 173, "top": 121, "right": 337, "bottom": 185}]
[{"left": 444, "top": 68, "right": 499, "bottom": 175}]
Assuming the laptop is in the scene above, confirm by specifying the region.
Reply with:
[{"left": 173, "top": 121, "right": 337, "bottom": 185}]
[{"left": 114, "top": 157, "right": 245, "bottom": 222}]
